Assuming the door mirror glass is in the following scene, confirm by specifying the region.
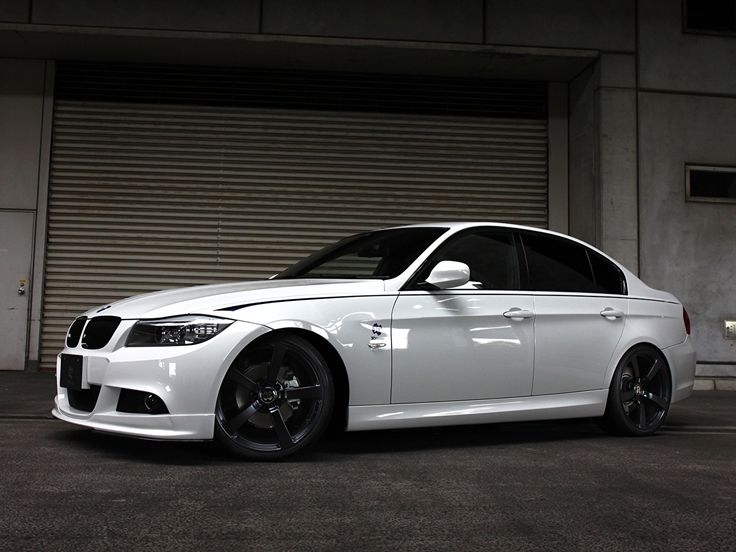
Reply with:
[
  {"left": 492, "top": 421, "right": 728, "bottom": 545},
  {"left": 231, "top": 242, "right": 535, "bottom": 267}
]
[{"left": 423, "top": 261, "right": 470, "bottom": 289}]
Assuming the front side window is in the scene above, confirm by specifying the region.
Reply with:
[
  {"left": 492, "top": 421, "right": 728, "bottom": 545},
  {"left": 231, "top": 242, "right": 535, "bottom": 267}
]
[
  {"left": 276, "top": 227, "right": 447, "bottom": 280},
  {"left": 520, "top": 231, "right": 626, "bottom": 294},
  {"left": 411, "top": 230, "right": 519, "bottom": 290}
]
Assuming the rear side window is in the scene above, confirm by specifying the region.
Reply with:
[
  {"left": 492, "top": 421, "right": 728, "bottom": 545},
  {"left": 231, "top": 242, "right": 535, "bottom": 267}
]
[
  {"left": 588, "top": 250, "right": 627, "bottom": 295},
  {"left": 520, "top": 232, "right": 626, "bottom": 294},
  {"left": 521, "top": 232, "right": 596, "bottom": 292}
]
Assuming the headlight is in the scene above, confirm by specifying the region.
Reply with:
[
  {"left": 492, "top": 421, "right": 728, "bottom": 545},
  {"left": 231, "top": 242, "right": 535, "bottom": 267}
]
[{"left": 126, "top": 315, "right": 234, "bottom": 347}]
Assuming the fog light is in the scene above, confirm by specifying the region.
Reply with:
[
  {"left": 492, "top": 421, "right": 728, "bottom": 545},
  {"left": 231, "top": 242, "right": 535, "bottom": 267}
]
[
  {"left": 117, "top": 389, "right": 169, "bottom": 415},
  {"left": 144, "top": 393, "right": 165, "bottom": 413}
]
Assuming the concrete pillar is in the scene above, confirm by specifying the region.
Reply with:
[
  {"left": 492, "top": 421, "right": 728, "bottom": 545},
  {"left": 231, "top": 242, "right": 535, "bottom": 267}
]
[
  {"left": 568, "top": 54, "right": 638, "bottom": 272},
  {"left": 597, "top": 53, "right": 638, "bottom": 272},
  {"left": 569, "top": 64, "right": 597, "bottom": 246}
]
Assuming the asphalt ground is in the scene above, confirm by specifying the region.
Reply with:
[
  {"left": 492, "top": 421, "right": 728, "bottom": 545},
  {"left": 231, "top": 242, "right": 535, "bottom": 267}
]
[{"left": 1, "top": 372, "right": 735, "bottom": 552}]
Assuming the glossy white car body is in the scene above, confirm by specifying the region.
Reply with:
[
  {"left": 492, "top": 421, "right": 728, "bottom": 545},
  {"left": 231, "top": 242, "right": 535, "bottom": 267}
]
[{"left": 53, "top": 223, "right": 695, "bottom": 445}]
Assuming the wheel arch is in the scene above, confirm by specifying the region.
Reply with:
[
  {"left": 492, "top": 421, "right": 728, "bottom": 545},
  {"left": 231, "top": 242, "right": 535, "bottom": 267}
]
[
  {"left": 221, "top": 327, "right": 350, "bottom": 433},
  {"left": 604, "top": 340, "right": 673, "bottom": 393},
  {"left": 601, "top": 341, "right": 674, "bottom": 435}
]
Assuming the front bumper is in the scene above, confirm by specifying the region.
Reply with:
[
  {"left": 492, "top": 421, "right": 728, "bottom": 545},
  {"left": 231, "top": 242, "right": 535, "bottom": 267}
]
[
  {"left": 52, "top": 400, "right": 215, "bottom": 439},
  {"left": 52, "top": 319, "right": 269, "bottom": 440}
]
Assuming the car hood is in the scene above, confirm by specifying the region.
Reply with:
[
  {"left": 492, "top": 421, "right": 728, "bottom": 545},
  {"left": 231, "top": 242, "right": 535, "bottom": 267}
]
[{"left": 83, "top": 279, "right": 387, "bottom": 320}]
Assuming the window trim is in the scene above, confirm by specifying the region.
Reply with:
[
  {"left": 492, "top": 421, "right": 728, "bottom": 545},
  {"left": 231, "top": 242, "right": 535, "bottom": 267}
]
[{"left": 685, "top": 163, "right": 736, "bottom": 204}]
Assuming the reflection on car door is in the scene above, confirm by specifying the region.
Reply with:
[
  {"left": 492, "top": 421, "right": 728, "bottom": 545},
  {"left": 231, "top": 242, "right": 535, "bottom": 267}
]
[
  {"left": 390, "top": 229, "right": 535, "bottom": 403},
  {"left": 391, "top": 292, "right": 535, "bottom": 403}
]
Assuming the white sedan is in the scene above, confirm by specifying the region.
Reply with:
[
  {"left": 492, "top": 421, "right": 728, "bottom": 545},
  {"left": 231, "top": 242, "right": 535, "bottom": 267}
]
[{"left": 53, "top": 223, "right": 695, "bottom": 459}]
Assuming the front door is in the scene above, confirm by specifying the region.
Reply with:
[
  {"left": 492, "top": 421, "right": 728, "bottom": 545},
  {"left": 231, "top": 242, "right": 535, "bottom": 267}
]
[
  {"left": 390, "top": 229, "right": 534, "bottom": 403},
  {"left": 0, "top": 212, "right": 34, "bottom": 370},
  {"left": 391, "top": 292, "right": 534, "bottom": 403}
]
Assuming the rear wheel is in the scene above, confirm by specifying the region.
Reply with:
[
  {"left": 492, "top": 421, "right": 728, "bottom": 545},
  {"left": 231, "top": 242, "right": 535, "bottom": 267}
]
[
  {"left": 215, "top": 334, "right": 334, "bottom": 460},
  {"left": 603, "top": 344, "right": 671, "bottom": 436}
]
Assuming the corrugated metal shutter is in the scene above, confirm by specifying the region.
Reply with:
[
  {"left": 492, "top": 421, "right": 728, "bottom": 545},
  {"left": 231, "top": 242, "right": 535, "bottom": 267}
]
[{"left": 41, "top": 62, "right": 548, "bottom": 370}]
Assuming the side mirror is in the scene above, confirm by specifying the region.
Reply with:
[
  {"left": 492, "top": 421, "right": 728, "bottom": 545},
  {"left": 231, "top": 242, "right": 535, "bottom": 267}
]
[{"left": 423, "top": 260, "right": 470, "bottom": 289}]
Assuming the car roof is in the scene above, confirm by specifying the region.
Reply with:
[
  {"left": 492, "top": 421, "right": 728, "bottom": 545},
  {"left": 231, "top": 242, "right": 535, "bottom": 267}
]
[
  {"left": 392, "top": 221, "right": 538, "bottom": 230},
  {"left": 386, "top": 221, "right": 567, "bottom": 239}
]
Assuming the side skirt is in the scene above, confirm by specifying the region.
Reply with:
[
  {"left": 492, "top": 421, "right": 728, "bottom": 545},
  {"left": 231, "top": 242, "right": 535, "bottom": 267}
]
[{"left": 346, "top": 389, "right": 608, "bottom": 432}]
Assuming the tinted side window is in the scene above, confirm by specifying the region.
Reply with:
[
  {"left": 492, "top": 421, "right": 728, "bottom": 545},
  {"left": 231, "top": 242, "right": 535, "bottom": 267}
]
[
  {"left": 416, "top": 231, "right": 519, "bottom": 290},
  {"left": 521, "top": 232, "right": 596, "bottom": 292},
  {"left": 589, "top": 250, "right": 627, "bottom": 295}
]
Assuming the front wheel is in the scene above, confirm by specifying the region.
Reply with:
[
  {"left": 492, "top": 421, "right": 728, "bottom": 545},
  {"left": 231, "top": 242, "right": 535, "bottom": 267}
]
[
  {"left": 215, "top": 334, "right": 334, "bottom": 460},
  {"left": 602, "top": 345, "right": 672, "bottom": 436}
]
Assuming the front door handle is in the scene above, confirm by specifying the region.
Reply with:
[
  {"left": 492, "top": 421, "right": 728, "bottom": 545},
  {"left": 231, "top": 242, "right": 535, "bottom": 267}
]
[
  {"left": 503, "top": 308, "right": 534, "bottom": 320},
  {"left": 600, "top": 308, "right": 625, "bottom": 320}
]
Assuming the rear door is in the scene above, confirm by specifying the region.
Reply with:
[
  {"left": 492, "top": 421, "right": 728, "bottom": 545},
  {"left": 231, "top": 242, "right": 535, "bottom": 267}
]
[{"left": 518, "top": 231, "right": 628, "bottom": 395}]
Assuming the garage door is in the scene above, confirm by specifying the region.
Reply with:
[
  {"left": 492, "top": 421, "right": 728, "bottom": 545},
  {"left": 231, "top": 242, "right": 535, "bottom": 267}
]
[{"left": 40, "top": 62, "right": 548, "bottom": 369}]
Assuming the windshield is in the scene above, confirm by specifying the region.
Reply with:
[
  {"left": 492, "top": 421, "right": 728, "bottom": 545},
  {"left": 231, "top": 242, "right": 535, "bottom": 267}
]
[{"left": 275, "top": 227, "right": 447, "bottom": 280}]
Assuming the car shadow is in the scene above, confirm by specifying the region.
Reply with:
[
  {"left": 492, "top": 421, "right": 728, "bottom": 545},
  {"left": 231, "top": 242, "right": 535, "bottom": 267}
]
[
  {"left": 315, "top": 418, "right": 609, "bottom": 457},
  {"left": 49, "top": 417, "right": 610, "bottom": 465}
]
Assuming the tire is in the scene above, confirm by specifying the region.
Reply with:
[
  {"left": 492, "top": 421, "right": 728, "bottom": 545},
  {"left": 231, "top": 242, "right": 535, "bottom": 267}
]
[
  {"left": 215, "top": 334, "right": 334, "bottom": 460},
  {"left": 602, "top": 344, "right": 672, "bottom": 436}
]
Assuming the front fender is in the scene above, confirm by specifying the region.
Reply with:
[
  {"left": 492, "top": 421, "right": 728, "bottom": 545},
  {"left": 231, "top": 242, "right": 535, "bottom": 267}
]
[{"left": 223, "top": 295, "right": 398, "bottom": 406}]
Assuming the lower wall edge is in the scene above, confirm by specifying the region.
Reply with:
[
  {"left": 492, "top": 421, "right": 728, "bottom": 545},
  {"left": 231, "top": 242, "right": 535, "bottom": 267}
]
[{"left": 693, "top": 376, "right": 736, "bottom": 392}]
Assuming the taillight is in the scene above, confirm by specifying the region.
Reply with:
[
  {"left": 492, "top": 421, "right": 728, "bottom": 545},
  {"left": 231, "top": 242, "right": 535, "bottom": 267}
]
[{"left": 683, "top": 307, "right": 691, "bottom": 335}]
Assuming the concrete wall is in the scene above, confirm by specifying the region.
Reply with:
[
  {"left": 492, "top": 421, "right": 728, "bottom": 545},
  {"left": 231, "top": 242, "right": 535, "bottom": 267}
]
[
  {"left": 2, "top": 0, "right": 634, "bottom": 51},
  {"left": 0, "top": 59, "right": 45, "bottom": 210},
  {"left": 598, "top": 53, "right": 638, "bottom": 272},
  {"left": 638, "top": 0, "right": 736, "bottom": 379},
  {"left": 0, "top": 58, "right": 51, "bottom": 369},
  {"left": 264, "top": 0, "right": 484, "bottom": 43},
  {"left": 639, "top": 0, "right": 736, "bottom": 95},
  {"left": 638, "top": 92, "right": 736, "bottom": 368},
  {"left": 568, "top": 53, "right": 638, "bottom": 271},
  {"left": 0, "top": 0, "right": 28, "bottom": 23},
  {"left": 485, "top": 0, "right": 635, "bottom": 51},
  {"left": 568, "top": 65, "right": 598, "bottom": 247},
  {"left": 31, "top": 0, "right": 260, "bottom": 33}
]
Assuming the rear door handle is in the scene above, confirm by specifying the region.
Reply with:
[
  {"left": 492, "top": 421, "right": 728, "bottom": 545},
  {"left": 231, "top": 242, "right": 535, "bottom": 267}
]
[
  {"left": 503, "top": 308, "right": 534, "bottom": 320},
  {"left": 600, "top": 308, "right": 625, "bottom": 320}
]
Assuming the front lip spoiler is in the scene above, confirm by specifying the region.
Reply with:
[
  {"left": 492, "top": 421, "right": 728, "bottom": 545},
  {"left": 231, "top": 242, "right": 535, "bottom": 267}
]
[{"left": 52, "top": 402, "right": 216, "bottom": 441}]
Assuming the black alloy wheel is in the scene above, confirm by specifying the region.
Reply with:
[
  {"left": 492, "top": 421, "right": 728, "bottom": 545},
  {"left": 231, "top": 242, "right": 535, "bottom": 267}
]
[
  {"left": 603, "top": 344, "right": 672, "bottom": 436},
  {"left": 215, "top": 334, "right": 334, "bottom": 460}
]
